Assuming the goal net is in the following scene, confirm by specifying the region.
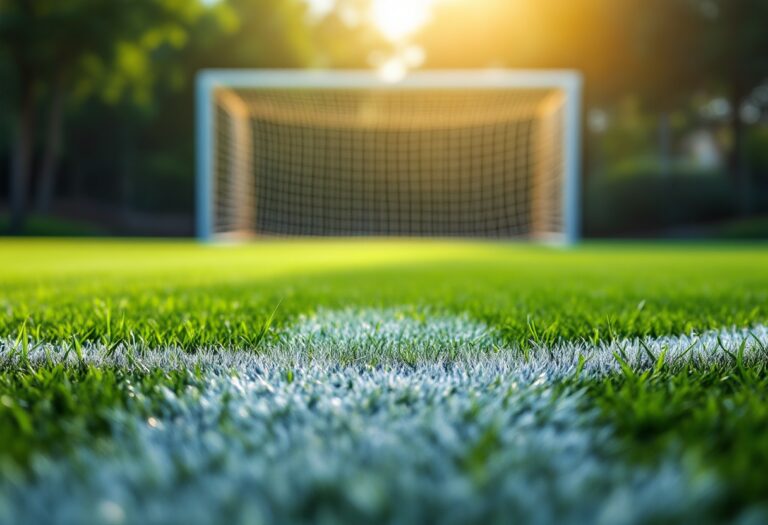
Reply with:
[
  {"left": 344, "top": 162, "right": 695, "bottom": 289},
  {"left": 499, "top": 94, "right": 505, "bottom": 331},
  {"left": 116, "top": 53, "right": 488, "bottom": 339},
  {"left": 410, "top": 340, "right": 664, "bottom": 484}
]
[{"left": 197, "top": 70, "right": 581, "bottom": 243}]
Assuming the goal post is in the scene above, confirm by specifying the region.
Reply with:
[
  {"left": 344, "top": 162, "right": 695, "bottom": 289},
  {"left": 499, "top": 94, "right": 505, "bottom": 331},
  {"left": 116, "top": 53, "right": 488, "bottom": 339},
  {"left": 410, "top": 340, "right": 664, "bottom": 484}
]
[{"left": 196, "top": 69, "right": 582, "bottom": 243}]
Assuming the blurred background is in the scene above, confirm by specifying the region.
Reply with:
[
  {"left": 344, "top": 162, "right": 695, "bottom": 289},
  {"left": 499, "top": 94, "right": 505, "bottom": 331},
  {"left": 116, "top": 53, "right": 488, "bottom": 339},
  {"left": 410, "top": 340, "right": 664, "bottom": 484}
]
[{"left": 1, "top": 0, "right": 767, "bottom": 239}]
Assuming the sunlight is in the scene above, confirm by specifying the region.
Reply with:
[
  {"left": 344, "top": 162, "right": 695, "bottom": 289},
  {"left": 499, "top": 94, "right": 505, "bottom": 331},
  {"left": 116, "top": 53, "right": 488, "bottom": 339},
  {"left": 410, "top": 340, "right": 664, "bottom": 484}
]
[{"left": 371, "top": 0, "right": 439, "bottom": 41}]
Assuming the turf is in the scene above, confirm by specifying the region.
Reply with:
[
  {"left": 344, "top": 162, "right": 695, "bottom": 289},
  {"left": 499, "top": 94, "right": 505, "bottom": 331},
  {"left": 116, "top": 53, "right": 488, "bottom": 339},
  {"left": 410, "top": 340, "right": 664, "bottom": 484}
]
[
  {"left": 1, "top": 239, "right": 767, "bottom": 524},
  {"left": 2, "top": 239, "right": 766, "bottom": 346}
]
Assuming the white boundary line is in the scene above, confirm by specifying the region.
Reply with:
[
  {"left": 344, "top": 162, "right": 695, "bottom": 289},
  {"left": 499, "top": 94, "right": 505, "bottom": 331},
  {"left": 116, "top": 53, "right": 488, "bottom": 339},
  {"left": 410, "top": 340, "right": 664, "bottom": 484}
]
[
  {"left": 3, "top": 309, "right": 765, "bottom": 380},
  {"left": 2, "top": 310, "right": 762, "bottom": 525}
]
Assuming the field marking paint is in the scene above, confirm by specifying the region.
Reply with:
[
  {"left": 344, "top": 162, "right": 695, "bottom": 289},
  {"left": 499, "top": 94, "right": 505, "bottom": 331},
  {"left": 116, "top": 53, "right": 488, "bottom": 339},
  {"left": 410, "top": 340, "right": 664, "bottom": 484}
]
[
  {"left": 0, "top": 311, "right": 767, "bottom": 524},
  {"left": 3, "top": 308, "right": 766, "bottom": 379}
]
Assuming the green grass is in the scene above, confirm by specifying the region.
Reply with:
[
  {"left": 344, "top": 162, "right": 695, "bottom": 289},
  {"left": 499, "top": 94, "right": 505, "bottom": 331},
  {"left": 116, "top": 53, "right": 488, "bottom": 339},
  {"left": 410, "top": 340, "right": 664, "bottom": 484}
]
[
  {"left": 0, "top": 365, "right": 196, "bottom": 469},
  {"left": 1, "top": 239, "right": 766, "bottom": 348},
  {"left": 1, "top": 239, "right": 767, "bottom": 523},
  {"left": 576, "top": 357, "right": 768, "bottom": 517}
]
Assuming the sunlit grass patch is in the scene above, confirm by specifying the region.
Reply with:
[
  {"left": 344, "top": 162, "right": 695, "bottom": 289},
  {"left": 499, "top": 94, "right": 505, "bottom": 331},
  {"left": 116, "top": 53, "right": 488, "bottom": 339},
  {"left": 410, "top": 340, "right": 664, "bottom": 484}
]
[{"left": 1, "top": 240, "right": 766, "bottom": 348}]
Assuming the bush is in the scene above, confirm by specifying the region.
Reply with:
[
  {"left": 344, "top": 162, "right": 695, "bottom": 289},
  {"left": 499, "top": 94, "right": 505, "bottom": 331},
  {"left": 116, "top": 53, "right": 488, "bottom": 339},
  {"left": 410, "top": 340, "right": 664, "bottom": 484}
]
[
  {"left": 746, "top": 126, "right": 768, "bottom": 184},
  {"left": 585, "top": 166, "right": 737, "bottom": 237}
]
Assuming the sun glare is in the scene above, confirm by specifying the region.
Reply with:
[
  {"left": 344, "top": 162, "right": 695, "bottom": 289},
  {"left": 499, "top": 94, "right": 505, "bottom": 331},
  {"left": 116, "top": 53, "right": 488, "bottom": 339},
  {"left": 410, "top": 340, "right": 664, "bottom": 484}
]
[{"left": 371, "top": 0, "right": 438, "bottom": 41}]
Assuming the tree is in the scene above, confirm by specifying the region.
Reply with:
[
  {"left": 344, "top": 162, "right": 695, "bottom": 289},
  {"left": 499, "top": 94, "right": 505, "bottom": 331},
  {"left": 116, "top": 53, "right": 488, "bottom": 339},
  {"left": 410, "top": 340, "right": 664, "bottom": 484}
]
[
  {"left": 695, "top": 0, "right": 768, "bottom": 209},
  {"left": 630, "top": 0, "right": 768, "bottom": 203},
  {"left": 620, "top": 0, "right": 709, "bottom": 174},
  {"left": 0, "top": 0, "right": 213, "bottom": 232},
  {"left": 0, "top": 0, "right": 39, "bottom": 233}
]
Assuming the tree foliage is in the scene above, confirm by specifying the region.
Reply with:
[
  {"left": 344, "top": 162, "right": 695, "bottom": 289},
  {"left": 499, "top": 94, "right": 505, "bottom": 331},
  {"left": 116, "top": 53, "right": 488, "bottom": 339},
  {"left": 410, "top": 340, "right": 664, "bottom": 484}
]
[{"left": 0, "top": 0, "right": 232, "bottom": 230}]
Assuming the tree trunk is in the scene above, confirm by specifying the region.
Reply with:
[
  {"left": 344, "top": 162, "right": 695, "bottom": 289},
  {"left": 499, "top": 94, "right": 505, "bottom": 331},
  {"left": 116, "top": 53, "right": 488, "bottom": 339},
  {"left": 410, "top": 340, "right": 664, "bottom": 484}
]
[
  {"left": 729, "top": 86, "right": 749, "bottom": 215},
  {"left": 657, "top": 111, "right": 672, "bottom": 177},
  {"left": 119, "top": 121, "right": 136, "bottom": 228},
  {"left": 724, "top": 0, "right": 750, "bottom": 215},
  {"left": 35, "top": 75, "right": 66, "bottom": 214},
  {"left": 8, "top": 74, "right": 36, "bottom": 235}
]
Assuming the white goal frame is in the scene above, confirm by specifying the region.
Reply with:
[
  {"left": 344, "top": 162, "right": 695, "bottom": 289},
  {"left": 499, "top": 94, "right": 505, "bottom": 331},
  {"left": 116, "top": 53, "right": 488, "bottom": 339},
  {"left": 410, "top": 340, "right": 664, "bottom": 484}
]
[{"left": 196, "top": 69, "right": 582, "bottom": 243}]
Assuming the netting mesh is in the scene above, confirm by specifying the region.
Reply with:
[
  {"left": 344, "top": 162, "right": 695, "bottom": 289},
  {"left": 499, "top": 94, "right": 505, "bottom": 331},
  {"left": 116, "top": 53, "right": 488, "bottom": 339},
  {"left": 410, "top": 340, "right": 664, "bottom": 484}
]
[{"left": 212, "top": 87, "right": 566, "bottom": 239}]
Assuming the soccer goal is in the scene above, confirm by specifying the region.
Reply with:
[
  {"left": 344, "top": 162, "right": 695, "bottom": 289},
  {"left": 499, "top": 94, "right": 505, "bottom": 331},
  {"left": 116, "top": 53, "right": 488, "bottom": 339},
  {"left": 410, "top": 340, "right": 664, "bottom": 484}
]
[{"left": 196, "top": 70, "right": 582, "bottom": 243}]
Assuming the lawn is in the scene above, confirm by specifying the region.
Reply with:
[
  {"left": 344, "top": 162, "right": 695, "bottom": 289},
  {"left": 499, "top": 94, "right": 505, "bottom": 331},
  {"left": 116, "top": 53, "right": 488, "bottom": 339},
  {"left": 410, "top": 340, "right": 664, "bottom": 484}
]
[{"left": 1, "top": 239, "right": 767, "bottom": 524}]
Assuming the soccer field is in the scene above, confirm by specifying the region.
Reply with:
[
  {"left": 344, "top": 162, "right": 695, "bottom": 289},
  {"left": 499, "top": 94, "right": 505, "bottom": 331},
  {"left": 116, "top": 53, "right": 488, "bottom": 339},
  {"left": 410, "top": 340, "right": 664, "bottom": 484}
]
[{"left": 1, "top": 239, "right": 767, "bottom": 524}]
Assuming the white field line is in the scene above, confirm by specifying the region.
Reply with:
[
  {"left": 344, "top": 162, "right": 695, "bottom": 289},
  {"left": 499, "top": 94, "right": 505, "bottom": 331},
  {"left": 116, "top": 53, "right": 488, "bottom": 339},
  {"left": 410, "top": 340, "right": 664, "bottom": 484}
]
[
  {"left": 0, "top": 310, "right": 766, "bottom": 525},
  {"left": 1, "top": 308, "right": 766, "bottom": 380}
]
